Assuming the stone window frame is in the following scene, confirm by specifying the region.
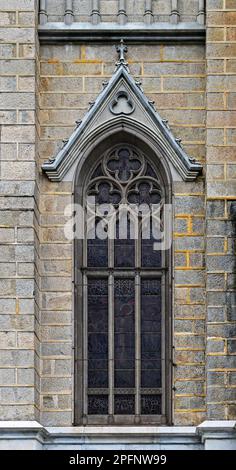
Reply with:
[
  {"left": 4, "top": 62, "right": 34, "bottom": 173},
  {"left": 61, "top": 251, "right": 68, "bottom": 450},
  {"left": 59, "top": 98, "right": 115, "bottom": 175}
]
[{"left": 73, "top": 132, "right": 173, "bottom": 426}]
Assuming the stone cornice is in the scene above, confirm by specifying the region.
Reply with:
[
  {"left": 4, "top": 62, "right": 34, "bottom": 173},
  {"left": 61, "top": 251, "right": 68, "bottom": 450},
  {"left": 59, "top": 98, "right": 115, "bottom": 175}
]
[
  {"left": 38, "top": 22, "right": 205, "bottom": 44},
  {"left": 0, "top": 421, "right": 235, "bottom": 449}
]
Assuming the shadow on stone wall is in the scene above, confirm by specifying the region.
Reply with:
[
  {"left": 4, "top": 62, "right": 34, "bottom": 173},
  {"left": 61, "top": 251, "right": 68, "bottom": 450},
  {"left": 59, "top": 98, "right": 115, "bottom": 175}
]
[{"left": 228, "top": 202, "right": 236, "bottom": 419}]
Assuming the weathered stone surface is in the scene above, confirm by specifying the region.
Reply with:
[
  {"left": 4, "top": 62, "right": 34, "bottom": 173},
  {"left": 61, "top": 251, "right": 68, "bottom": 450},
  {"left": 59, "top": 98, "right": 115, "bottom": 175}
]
[
  {"left": 175, "top": 270, "right": 205, "bottom": 286},
  {"left": 164, "top": 77, "right": 205, "bottom": 92},
  {"left": 207, "top": 339, "right": 225, "bottom": 353},
  {"left": 0, "top": 351, "right": 34, "bottom": 367},
  {"left": 1, "top": 162, "right": 35, "bottom": 180},
  {"left": 0, "top": 76, "right": 16, "bottom": 90},
  {"left": 0, "top": 0, "right": 235, "bottom": 429},
  {"left": 1, "top": 125, "right": 35, "bottom": 143},
  {"left": 0, "top": 181, "right": 35, "bottom": 196},
  {"left": 15, "top": 245, "right": 34, "bottom": 262},
  {"left": 17, "top": 368, "right": 34, "bottom": 385},
  {"left": 175, "top": 237, "right": 205, "bottom": 251},
  {"left": 175, "top": 196, "right": 205, "bottom": 215},
  {"left": 207, "top": 273, "right": 225, "bottom": 290},
  {"left": 207, "top": 255, "right": 234, "bottom": 272},
  {"left": 0, "top": 369, "right": 15, "bottom": 385},
  {"left": 206, "top": 0, "right": 236, "bottom": 419},
  {"left": 206, "top": 200, "right": 225, "bottom": 218}
]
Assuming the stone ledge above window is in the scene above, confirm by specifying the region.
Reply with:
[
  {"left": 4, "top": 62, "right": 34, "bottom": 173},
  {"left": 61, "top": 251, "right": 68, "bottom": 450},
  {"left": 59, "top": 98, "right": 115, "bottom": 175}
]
[{"left": 38, "top": 22, "right": 205, "bottom": 44}]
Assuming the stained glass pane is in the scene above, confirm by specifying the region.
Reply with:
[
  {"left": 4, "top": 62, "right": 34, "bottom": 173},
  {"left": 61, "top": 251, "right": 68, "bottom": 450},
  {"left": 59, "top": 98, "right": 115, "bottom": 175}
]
[
  {"left": 107, "top": 148, "right": 142, "bottom": 182},
  {"left": 141, "top": 240, "right": 161, "bottom": 268},
  {"left": 87, "top": 239, "right": 108, "bottom": 267},
  {"left": 114, "top": 219, "right": 135, "bottom": 268},
  {"left": 91, "top": 163, "right": 103, "bottom": 179},
  {"left": 145, "top": 163, "right": 158, "bottom": 179},
  {"left": 141, "top": 279, "right": 162, "bottom": 388},
  {"left": 114, "top": 395, "right": 135, "bottom": 415},
  {"left": 88, "top": 395, "right": 108, "bottom": 415},
  {"left": 88, "top": 279, "right": 108, "bottom": 389},
  {"left": 141, "top": 395, "right": 161, "bottom": 415},
  {"left": 97, "top": 182, "right": 121, "bottom": 205},
  {"left": 83, "top": 145, "right": 166, "bottom": 421},
  {"left": 114, "top": 279, "right": 135, "bottom": 388},
  {"left": 87, "top": 216, "right": 108, "bottom": 267},
  {"left": 141, "top": 220, "right": 162, "bottom": 268}
]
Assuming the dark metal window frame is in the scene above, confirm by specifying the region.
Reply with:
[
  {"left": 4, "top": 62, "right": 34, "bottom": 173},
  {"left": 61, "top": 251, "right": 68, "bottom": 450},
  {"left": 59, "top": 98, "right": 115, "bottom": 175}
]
[{"left": 74, "top": 135, "right": 172, "bottom": 426}]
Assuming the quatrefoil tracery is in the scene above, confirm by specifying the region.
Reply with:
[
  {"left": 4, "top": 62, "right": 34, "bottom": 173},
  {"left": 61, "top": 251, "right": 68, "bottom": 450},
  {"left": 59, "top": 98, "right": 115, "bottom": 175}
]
[
  {"left": 86, "top": 145, "right": 164, "bottom": 210},
  {"left": 127, "top": 180, "right": 162, "bottom": 206},
  {"left": 87, "top": 179, "right": 122, "bottom": 205},
  {"left": 105, "top": 147, "right": 143, "bottom": 183}
]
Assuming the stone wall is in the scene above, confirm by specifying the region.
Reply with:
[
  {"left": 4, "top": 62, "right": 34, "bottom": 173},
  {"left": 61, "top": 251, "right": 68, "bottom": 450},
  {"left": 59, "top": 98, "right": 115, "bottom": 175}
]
[
  {"left": 0, "top": 0, "right": 235, "bottom": 429},
  {"left": 0, "top": 0, "right": 38, "bottom": 420},
  {"left": 206, "top": 0, "right": 236, "bottom": 420}
]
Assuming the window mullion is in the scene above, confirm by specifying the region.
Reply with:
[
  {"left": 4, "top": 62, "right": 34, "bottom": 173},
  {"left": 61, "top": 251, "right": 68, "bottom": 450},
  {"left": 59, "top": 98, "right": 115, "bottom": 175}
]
[
  {"left": 161, "top": 272, "right": 166, "bottom": 417},
  {"left": 83, "top": 273, "right": 88, "bottom": 423},
  {"left": 135, "top": 231, "right": 141, "bottom": 419},
  {"left": 79, "top": 145, "right": 169, "bottom": 424},
  {"left": 108, "top": 237, "right": 114, "bottom": 420},
  {"left": 135, "top": 271, "right": 141, "bottom": 419}
]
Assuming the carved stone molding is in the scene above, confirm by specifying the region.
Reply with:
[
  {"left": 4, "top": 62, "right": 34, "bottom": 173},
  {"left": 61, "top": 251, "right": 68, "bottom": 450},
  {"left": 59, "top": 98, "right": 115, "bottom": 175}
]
[
  {"left": 38, "top": 23, "right": 205, "bottom": 44},
  {"left": 110, "top": 91, "right": 135, "bottom": 115}
]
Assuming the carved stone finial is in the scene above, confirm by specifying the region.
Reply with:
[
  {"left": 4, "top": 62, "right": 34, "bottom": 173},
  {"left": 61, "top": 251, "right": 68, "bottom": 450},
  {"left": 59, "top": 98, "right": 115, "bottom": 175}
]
[
  {"left": 175, "top": 138, "right": 182, "bottom": 148},
  {"left": 88, "top": 101, "right": 95, "bottom": 110},
  {"left": 135, "top": 80, "right": 144, "bottom": 93},
  {"left": 62, "top": 138, "right": 69, "bottom": 148},
  {"left": 102, "top": 80, "right": 109, "bottom": 89},
  {"left": 148, "top": 100, "right": 156, "bottom": 110},
  {"left": 116, "top": 39, "right": 129, "bottom": 70},
  {"left": 162, "top": 119, "right": 170, "bottom": 130}
]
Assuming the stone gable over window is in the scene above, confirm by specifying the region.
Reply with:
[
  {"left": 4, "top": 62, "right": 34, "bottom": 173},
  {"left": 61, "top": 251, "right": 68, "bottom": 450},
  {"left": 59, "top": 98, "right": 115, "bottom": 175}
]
[{"left": 42, "top": 41, "right": 202, "bottom": 182}]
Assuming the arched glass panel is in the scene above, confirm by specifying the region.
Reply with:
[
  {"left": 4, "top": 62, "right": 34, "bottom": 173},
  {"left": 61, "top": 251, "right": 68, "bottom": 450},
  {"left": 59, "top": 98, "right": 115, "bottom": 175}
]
[{"left": 75, "top": 144, "right": 170, "bottom": 425}]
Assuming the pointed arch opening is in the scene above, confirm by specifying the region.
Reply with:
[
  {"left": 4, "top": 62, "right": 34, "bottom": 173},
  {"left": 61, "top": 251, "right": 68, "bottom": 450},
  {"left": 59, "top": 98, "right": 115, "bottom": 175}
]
[{"left": 74, "top": 131, "right": 172, "bottom": 425}]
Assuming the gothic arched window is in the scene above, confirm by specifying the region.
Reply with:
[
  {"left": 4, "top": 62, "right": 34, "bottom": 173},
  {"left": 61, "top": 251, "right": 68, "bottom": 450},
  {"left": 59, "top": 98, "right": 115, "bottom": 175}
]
[{"left": 75, "top": 143, "right": 171, "bottom": 425}]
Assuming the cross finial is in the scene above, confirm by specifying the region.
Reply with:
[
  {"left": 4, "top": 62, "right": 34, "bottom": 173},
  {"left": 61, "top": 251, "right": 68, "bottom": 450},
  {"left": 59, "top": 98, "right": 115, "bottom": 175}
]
[{"left": 116, "top": 39, "right": 129, "bottom": 70}]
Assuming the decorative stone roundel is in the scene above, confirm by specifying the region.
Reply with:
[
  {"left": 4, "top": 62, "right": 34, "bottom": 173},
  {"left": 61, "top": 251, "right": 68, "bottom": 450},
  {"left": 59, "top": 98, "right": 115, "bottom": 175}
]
[{"left": 109, "top": 90, "right": 135, "bottom": 115}]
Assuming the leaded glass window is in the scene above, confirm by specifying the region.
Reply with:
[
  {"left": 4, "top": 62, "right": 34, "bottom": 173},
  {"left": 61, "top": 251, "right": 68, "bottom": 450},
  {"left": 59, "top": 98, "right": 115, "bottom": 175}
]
[{"left": 75, "top": 144, "right": 170, "bottom": 425}]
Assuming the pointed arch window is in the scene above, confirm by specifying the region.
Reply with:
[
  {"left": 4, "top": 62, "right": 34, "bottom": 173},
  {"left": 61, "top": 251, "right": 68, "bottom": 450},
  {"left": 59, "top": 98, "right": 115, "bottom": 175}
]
[{"left": 75, "top": 143, "right": 171, "bottom": 425}]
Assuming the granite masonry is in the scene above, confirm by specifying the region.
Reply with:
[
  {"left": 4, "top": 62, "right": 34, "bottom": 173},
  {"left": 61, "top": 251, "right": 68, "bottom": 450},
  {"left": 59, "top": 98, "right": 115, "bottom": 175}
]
[{"left": 0, "top": 0, "right": 235, "bottom": 450}]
